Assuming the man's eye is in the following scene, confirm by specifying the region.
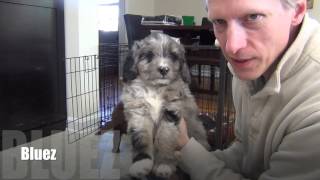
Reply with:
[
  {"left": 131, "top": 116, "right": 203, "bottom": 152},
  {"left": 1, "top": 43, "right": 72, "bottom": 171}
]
[
  {"left": 212, "top": 19, "right": 226, "bottom": 25},
  {"left": 246, "top": 14, "right": 264, "bottom": 22},
  {"left": 212, "top": 19, "right": 227, "bottom": 32}
]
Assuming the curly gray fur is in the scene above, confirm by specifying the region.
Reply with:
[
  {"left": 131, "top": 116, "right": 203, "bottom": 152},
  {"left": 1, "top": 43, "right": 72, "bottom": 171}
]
[{"left": 121, "top": 33, "right": 210, "bottom": 179}]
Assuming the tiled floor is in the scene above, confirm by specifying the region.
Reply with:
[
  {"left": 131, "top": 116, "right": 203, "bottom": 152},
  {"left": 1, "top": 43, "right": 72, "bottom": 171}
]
[{"left": 0, "top": 130, "right": 136, "bottom": 180}]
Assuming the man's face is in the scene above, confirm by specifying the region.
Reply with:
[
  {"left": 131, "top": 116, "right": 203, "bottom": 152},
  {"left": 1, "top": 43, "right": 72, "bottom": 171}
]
[{"left": 207, "top": 0, "right": 299, "bottom": 80}]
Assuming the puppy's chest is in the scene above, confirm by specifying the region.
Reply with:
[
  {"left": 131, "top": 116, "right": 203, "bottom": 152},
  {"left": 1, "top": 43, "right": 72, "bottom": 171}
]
[{"left": 144, "top": 89, "right": 165, "bottom": 123}]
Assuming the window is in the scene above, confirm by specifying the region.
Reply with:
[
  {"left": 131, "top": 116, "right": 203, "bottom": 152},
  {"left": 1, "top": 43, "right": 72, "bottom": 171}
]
[{"left": 98, "top": 0, "right": 119, "bottom": 31}]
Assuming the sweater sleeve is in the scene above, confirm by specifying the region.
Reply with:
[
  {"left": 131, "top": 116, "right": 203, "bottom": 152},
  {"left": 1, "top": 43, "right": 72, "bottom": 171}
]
[
  {"left": 178, "top": 138, "right": 250, "bottom": 180},
  {"left": 259, "top": 113, "right": 320, "bottom": 180},
  {"left": 178, "top": 115, "right": 320, "bottom": 180},
  {"left": 212, "top": 140, "right": 244, "bottom": 173}
]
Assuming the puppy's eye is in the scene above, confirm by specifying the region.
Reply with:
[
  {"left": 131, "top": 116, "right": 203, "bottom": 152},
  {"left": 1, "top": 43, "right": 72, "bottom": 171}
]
[
  {"left": 140, "top": 51, "right": 154, "bottom": 63},
  {"left": 146, "top": 51, "right": 154, "bottom": 60},
  {"left": 169, "top": 52, "right": 179, "bottom": 61}
]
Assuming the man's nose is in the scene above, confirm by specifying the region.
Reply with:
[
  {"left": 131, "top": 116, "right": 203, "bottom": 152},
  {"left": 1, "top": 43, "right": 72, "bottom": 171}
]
[{"left": 225, "top": 23, "right": 247, "bottom": 54}]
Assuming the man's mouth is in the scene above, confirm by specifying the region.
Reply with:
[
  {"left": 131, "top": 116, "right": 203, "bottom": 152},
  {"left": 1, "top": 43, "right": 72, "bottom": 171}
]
[{"left": 229, "top": 57, "right": 254, "bottom": 68}]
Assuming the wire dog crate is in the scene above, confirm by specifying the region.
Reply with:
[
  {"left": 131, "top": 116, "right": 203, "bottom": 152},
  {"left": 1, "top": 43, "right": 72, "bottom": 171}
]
[
  {"left": 99, "top": 43, "right": 128, "bottom": 127},
  {"left": 185, "top": 46, "right": 236, "bottom": 149},
  {"left": 65, "top": 55, "right": 100, "bottom": 143},
  {"left": 65, "top": 43, "right": 234, "bottom": 149},
  {"left": 190, "top": 63, "right": 235, "bottom": 149},
  {"left": 65, "top": 43, "right": 128, "bottom": 143}
]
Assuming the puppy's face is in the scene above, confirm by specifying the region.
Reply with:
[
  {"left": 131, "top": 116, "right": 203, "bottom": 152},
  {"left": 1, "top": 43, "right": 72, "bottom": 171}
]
[{"left": 123, "top": 33, "right": 190, "bottom": 86}]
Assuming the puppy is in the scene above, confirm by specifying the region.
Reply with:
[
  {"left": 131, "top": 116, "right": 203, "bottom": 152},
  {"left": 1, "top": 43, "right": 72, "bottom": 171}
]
[{"left": 121, "top": 33, "right": 210, "bottom": 179}]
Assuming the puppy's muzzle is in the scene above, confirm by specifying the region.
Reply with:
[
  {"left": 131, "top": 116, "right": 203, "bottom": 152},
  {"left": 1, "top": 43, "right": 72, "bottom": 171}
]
[{"left": 158, "top": 66, "right": 169, "bottom": 76}]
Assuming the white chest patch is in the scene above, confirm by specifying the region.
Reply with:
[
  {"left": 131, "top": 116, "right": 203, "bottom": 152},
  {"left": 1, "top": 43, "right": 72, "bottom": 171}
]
[{"left": 144, "top": 88, "right": 163, "bottom": 123}]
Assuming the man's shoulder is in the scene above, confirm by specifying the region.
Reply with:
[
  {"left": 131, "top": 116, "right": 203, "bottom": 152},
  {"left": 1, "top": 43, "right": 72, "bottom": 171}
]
[
  {"left": 307, "top": 25, "right": 320, "bottom": 64},
  {"left": 309, "top": 47, "right": 320, "bottom": 65}
]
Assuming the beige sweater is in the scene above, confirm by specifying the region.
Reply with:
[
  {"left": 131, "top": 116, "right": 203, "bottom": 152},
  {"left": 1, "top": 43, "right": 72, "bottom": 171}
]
[{"left": 179, "top": 14, "right": 320, "bottom": 180}]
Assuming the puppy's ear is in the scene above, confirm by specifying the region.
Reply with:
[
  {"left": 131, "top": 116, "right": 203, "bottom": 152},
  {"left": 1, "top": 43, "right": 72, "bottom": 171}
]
[
  {"left": 171, "top": 37, "right": 181, "bottom": 44},
  {"left": 122, "top": 40, "right": 144, "bottom": 82},
  {"left": 181, "top": 61, "right": 191, "bottom": 84},
  {"left": 122, "top": 52, "right": 137, "bottom": 82}
]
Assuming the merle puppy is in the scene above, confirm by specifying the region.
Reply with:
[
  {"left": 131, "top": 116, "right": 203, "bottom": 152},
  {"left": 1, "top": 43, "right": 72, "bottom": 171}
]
[{"left": 121, "top": 33, "right": 210, "bottom": 179}]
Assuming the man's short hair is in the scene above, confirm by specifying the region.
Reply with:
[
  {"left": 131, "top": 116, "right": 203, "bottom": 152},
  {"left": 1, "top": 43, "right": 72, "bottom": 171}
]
[
  {"left": 204, "top": 0, "right": 297, "bottom": 10},
  {"left": 280, "top": 0, "right": 297, "bottom": 9}
]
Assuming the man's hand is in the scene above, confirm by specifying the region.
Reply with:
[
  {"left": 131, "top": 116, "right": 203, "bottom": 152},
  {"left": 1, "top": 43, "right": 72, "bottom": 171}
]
[{"left": 176, "top": 118, "right": 190, "bottom": 150}]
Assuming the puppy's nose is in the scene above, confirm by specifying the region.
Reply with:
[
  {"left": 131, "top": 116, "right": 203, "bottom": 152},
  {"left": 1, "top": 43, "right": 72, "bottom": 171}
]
[{"left": 158, "top": 66, "right": 169, "bottom": 76}]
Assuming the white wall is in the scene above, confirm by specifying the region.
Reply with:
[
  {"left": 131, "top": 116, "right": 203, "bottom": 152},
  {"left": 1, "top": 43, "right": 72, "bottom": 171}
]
[
  {"left": 64, "top": 0, "right": 100, "bottom": 126},
  {"left": 124, "top": 0, "right": 207, "bottom": 25},
  {"left": 78, "top": 0, "right": 99, "bottom": 56},
  {"left": 65, "top": 0, "right": 80, "bottom": 57},
  {"left": 154, "top": 0, "right": 207, "bottom": 25},
  {"left": 65, "top": 0, "right": 99, "bottom": 57},
  {"left": 125, "top": 0, "right": 155, "bottom": 16}
]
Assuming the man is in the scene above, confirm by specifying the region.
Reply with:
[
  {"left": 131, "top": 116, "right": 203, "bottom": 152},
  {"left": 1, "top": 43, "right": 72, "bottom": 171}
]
[{"left": 176, "top": 0, "right": 320, "bottom": 179}]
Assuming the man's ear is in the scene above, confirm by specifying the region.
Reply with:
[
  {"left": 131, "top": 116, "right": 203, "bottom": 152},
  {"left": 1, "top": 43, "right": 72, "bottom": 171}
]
[{"left": 291, "top": 0, "right": 307, "bottom": 25}]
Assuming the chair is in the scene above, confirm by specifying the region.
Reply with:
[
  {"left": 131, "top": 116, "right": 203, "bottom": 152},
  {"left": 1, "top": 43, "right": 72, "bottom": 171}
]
[{"left": 123, "top": 14, "right": 151, "bottom": 49}]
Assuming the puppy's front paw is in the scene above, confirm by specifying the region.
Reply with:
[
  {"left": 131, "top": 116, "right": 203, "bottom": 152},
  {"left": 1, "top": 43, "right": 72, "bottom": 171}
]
[
  {"left": 153, "top": 164, "right": 175, "bottom": 178},
  {"left": 129, "top": 159, "right": 153, "bottom": 178}
]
